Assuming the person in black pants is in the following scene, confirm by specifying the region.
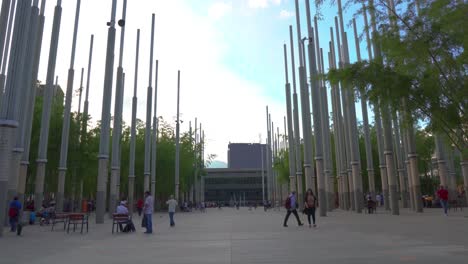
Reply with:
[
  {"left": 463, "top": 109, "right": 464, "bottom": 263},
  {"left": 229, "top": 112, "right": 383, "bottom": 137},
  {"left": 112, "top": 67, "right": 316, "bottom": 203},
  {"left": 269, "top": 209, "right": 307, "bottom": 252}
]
[
  {"left": 283, "top": 191, "right": 303, "bottom": 227},
  {"left": 304, "top": 189, "right": 317, "bottom": 228}
]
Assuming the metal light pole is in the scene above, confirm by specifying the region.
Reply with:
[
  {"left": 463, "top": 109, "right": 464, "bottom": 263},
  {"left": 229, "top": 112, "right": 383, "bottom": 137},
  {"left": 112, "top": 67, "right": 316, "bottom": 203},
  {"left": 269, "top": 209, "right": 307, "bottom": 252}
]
[
  {"left": 367, "top": 0, "right": 398, "bottom": 215},
  {"left": 337, "top": 0, "right": 365, "bottom": 213},
  {"left": 329, "top": 28, "right": 346, "bottom": 210},
  {"left": 144, "top": 14, "right": 155, "bottom": 192},
  {"left": 109, "top": 0, "right": 127, "bottom": 213},
  {"left": 0, "top": 0, "right": 14, "bottom": 110},
  {"left": 314, "top": 16, "right": 333, "bottom": 211},
  {"left": 305, "top": 0, "right": 326, "bottom": 216},
  {"left": 261, "top": 140, "right": 265, "bottom": 203},
  {"left": 283, "top": 44, "right": 296, "bottom": 192},
  {"left": 96, "top": 0, "right": 118, "bottom": 223},
  {"left": 175, "top": 70, "right": 181, "bottom": 201},
  {"left": 57, "top": 0, "right": 81, "bottom": 212},
  {"left": 19, "top": 0, "right": 46, "bottom": 206},
  {"left": 33, "top": 0, "right": 62, "bottom": 212},
  {"left": 151, "top": 60, "right": 159, "bottom": 202},
  {"left": 289, "top": 25, "right": 303, "bottom": 205},
  {"left": 1, "top": 0, "right": 32, "bottom": 231},
  {"left": 352, "top": 17, "right": 376, "bottom": 201},
  {"left": 294, "top": 0, "right": 315, "bottom": 198},
  {"left": 82, "top": 34, "right": 93, "bottom": 135},
  {"left": 128, "top": 29, "right": 140, "bottom": 214}
]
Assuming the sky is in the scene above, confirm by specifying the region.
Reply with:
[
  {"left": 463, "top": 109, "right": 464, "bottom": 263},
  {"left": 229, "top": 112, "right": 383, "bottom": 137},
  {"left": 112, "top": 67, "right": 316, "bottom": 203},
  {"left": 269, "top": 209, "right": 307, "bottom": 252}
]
[{"left": 34, "top": 0, "right": 371, "bottom": 163}]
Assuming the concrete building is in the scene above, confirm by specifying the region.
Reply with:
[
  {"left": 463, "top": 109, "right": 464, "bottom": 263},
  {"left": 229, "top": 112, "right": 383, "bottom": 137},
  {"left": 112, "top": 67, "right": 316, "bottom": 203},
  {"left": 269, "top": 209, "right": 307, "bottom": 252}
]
[
  {"left": 228, "top": 143, "right": 267, "bottom": 169},
  {"left": 203, "top": 143, "right": 268, "bottom": 204}
]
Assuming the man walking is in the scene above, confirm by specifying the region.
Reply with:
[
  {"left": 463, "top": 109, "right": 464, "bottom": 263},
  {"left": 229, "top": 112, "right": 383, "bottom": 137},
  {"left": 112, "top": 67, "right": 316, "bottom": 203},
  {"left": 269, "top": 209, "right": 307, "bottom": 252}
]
[
  {"left": 437, "top": 185, "right": 449, "bottom": 216},
  {"left": 143, "top": 191, "right": 154, "bottom": 234},
  {"left": 166, "top": 195, "right": 178, "bottom": 227},
  {"left": 8, "top": 196, "right": 22, "bottom": 232},
  {"left": 283, "top": 191, "right": 303, "bottom": 227}
]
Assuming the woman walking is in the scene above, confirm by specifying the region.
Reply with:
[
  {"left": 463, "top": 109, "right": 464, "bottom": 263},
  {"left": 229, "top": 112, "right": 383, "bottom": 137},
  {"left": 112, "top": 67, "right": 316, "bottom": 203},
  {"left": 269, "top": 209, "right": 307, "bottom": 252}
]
[{"left": 304, "top": 189, "right": 317, "bottom": 228}]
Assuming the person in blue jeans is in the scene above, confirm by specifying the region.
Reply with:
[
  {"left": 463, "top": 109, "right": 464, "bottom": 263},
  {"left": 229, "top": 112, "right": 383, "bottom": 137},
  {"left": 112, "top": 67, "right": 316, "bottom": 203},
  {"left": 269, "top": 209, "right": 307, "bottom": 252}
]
[
  {"left": 143, "top": 191, "right": 154, "bottom": 234},
  {"left": 166, "top": 195, "right": 178, "bottom": 227}
]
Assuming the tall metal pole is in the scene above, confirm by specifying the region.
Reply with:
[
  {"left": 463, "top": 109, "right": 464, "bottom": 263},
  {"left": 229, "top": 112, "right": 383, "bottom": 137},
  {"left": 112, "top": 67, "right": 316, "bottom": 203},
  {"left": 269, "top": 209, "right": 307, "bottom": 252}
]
[
  {"left": 295, "top": 0, "right": 315, "bottom": 196},
  {"left": 337, "top": 0, "right": 364, "bottom": 213},
  {"left": 96, "top": 0, "right": 118, "bottom": 223},
  {"left": 0, "top": 0, "right": 15, "bottom": 111},
  {"left": 193, "top": 118, "right": 198, "bottom": 203},
  {"left": 329, "top": 28, "right": 347, "bottom": 210},
  {"left": 314, "top": 16, "right": 333, "bottom": 211},
  {"left": 0, "top": 0, "right": 19, "bottom": 235},
  {"left": 0, "top": 0, "right": 13, "bottom": 109},
  {"left": 1, "top": 0, "right": 33, "bottom": 229},
  {"left": 77, "top": 68, "right": 84, "bottom": 115},
  {"left": 352, "top": 17, "right": 376, "bottom": 201},
  {"left": 33, "top": 0, "right": 61, "bottom": 213},
  {"left": 369, "top": 0, "right": 396, "bottom": 210},
  {"left": 175, "top": 70, "right": 181, "bottom": 201},
  {"left": 289, "top": 25, "right": 303, "bottom": 207},
  {"left": 128, "top": 29, "right": 139, "bottom": 214},
  {"left": 261, "top": 140, "right": 265, "bottom": 202},
  {"left": 18, "top": 0, "right": 46, "bottom": 206},
  {"left": 144, "top": 14, "right": 155, "bottom": 193},
  {"left": 266, "top": 108, "right": 272, "bottom": 202},
  {"left": 283, "top": 44, "right": 296, "bottom": 192},
  {"left": 109, "top": 0, "right": 127, "bottom": 213},
  {"left": 335, "top": 20, "right": 356, "bottom": 211},
  {"left": 57, "top": 0, "right": 81, "bottom": 211},
  {"left": 304, "top": 0, "right": 325, "bottom": 216},
  {"left": 151, "top": 60, "right": 159, "bottom": 202},
  {"left": 82, "top": 34, "right": 93, "bottom": 136}
]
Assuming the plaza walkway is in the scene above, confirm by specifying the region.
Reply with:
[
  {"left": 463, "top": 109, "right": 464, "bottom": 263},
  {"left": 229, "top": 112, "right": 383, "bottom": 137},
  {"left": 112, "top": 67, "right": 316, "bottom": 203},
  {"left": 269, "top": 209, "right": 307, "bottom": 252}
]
[{"left": 1, "top": 207, "right": 467, "bottom": 264}]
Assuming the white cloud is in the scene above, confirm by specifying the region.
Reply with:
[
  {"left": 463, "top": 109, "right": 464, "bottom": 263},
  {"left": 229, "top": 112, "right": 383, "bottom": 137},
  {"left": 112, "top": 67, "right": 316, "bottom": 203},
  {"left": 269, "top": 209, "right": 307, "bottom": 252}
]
[
  {"left": 248, "top": 0, "right": 269, "bottom": 8},
  {"left": 37, "top": 0, "right": 284, "bottom": 163},
  {"left": 279, "top": 10, "right": 294, "bottom": 19},
  {"left": 248, "top": 0, "right": 283, "bottom": 9},
  {"left": 208, "top": 2, "right": 232, "bottom": 20}
]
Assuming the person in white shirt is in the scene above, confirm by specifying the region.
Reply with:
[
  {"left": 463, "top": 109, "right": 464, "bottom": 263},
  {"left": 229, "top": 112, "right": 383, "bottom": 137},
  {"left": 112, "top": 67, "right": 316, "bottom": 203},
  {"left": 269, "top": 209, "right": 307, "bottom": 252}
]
[
  {"left": 143, "top": 191, "right": 154, "bottom": 234},
  {"left": 116, "top": 201, "right": 129, "bottom": 214},
  {"left": 115, "top": 201, "right": 131, "bottom": 232},
  {"left": 166, "top": 195, "right": 178, "bottom": 227}
]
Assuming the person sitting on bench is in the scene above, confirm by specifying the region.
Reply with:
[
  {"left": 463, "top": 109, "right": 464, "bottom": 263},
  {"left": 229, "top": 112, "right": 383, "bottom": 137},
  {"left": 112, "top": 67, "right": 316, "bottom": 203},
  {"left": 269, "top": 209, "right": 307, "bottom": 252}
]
[{"left": 116, "top": 201, "right": 129, "bottom": 232}]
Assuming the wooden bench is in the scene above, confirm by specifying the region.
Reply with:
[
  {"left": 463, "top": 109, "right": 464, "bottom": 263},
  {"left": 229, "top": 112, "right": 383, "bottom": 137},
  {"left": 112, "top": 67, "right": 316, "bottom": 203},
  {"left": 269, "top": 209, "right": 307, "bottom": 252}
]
[
  {"left": 112, "top": 213, "right": 130, "bottom": 233},
  {"left": 51, "top": 213, "right": 68, "bottom": 231},
  {"left": 67, "top": 213, "right": 88, "bottom": 234}
]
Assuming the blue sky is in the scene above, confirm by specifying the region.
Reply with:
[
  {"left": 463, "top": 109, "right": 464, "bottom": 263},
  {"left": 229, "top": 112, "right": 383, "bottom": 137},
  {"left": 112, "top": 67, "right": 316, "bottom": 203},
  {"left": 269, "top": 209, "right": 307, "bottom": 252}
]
[{"left": 35, "top": 0, "right": 372, "bottom": 163}]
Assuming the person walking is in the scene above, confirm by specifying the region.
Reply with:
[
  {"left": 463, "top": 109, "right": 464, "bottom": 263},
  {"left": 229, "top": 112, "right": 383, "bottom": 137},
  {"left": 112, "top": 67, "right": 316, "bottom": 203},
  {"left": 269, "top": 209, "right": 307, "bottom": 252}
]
[
  {"left": 303, "top": 189, "right": 317, "bottom": 228},
  {"left": 283, "top": 191, "right": 303, "bottom": 227},
  {"left": 436, "top": 185, "right": 449, "bottom": 216},
  {"left": 166, "top": 195, "right": 178, "bottom": 227},
  {"left": 8, "top": 196, "right": 22, "bottom": 232},
  {"left": 143, "top": 191, "right": 154, "bottom": 234},
  {"left": 136, "top": 198, "right": 144, "bottom": 216}
]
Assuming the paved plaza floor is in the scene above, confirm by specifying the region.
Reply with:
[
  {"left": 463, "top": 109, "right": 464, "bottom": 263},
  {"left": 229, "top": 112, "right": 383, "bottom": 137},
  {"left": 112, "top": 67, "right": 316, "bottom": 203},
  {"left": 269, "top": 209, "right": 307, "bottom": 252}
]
[{"left": 0, "top": 207, "right": 467, "bottom": 264}]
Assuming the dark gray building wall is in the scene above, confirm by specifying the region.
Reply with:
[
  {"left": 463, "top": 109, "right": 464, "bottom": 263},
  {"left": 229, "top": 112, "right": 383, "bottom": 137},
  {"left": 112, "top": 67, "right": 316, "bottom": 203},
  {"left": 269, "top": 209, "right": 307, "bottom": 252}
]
[{"left": 228, "top": 143, "right": 267, "bottom": 169}]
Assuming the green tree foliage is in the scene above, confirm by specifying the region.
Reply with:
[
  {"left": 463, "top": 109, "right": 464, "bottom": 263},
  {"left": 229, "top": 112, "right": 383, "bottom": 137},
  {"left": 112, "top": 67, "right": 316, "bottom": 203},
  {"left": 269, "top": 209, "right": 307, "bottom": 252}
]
[{"left": 324, "top": 0, "right": 467, "bottom": 157}]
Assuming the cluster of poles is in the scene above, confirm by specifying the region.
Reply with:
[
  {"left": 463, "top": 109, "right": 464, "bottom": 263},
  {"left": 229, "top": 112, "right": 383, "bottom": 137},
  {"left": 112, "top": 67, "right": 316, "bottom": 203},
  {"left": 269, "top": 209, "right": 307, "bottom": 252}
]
[
  {"left": 0, "top": 0, "right": 207, "bottom": 236},
  {"left": 264, "top": 0, "right": 468, "bottom": 216}
]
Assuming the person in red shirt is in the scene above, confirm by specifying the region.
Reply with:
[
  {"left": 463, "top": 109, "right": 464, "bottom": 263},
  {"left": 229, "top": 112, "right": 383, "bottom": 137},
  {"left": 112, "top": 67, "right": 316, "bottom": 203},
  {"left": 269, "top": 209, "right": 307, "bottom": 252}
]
[
  {"left": 436, "top": 185, "right": 449, "bottom": 216},
  {"left": 136, "top": 198, "right": 144, "bottom": 216}
]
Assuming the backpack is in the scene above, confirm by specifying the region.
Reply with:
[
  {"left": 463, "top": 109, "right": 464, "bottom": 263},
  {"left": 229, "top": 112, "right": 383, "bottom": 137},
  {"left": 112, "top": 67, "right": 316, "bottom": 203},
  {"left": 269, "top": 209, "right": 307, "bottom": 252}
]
[
  {"left": 284, "top": 197, "right": 291, "bottom": 210},
  {"left": 8, "top": 207, "right": 18, "bottom": 218}
]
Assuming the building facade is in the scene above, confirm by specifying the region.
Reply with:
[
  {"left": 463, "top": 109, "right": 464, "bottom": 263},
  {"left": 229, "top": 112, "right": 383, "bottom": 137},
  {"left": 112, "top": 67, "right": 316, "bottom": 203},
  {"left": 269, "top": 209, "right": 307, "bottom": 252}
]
[{"left": 204, "top": 168, "right": 266, "bottom": 204}]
